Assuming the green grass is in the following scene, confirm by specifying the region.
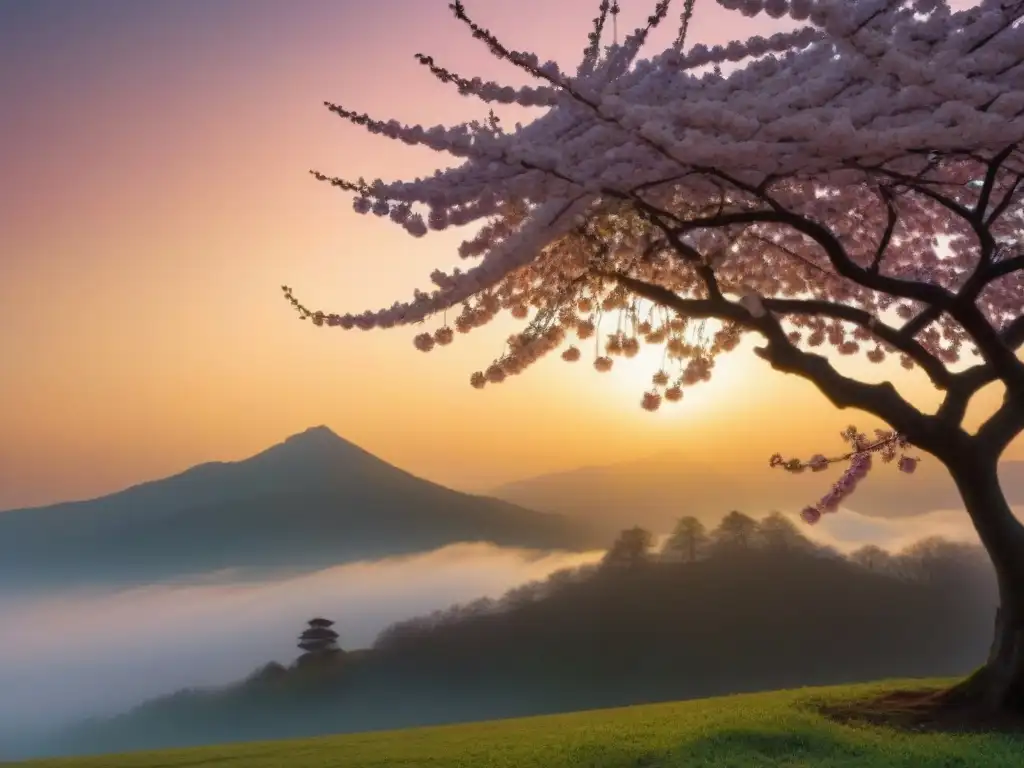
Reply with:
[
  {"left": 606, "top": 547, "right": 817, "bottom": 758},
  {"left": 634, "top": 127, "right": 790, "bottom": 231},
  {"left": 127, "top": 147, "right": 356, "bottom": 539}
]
[{"left": 10, "top": 679, "right": 1023, "bottom": 767}]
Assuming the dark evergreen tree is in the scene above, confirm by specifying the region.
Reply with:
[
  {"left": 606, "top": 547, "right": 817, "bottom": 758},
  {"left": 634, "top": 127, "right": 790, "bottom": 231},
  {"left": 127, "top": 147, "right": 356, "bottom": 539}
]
[
  {"left": 600, "top": 526, "right": 654, "bottom": 571},
  {"left": 710, "top": 511, "right": 759, "bottom": 553},
  {"left": 662, "top": 516, "right": 708, "bottom": 563},
  {"left": 297, "top": 617, "right": 340, "bottom": 663}
]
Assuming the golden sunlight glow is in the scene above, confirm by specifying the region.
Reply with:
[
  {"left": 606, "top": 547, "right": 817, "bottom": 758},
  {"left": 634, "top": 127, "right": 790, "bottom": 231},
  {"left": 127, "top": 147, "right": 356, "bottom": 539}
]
[{"left": 596, "top": 342, "right": 761, "bottom": 421}]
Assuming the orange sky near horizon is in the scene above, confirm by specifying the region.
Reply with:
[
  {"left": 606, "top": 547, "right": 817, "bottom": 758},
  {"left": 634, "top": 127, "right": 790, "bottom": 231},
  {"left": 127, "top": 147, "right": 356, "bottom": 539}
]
[{"left": 1, "top": 0, "right": 1017, "bottom": 511}]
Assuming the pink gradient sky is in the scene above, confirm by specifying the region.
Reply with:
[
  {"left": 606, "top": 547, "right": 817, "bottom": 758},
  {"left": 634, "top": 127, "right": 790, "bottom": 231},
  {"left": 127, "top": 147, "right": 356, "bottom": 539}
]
[{"left": 1, "top": 0, "right": 1014, "bottom": 510}]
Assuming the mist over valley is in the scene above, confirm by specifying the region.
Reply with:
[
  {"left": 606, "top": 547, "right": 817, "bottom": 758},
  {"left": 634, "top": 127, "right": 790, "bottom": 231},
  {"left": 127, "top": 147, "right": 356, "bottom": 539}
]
[{"left": 0, "top": 466, "right": 1008, "bottom": 759}]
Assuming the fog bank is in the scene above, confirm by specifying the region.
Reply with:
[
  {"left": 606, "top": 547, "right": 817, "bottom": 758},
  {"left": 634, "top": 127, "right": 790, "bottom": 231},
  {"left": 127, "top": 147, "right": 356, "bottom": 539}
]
[
  {"left": 805, "top": 505, "right": 1015, "bottom": 552},
  {"left": 0, "top": 543, "right": 600, "bottom": 736}
]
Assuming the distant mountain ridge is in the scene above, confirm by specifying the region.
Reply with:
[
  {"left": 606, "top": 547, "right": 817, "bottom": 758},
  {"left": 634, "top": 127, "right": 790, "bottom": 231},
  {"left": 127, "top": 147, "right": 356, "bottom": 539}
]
[
  {"left": 490, "top": 451, "right": 1024, "bottom": 537},
  {"left": 0, "top": 427, "right": 598, "bottom": 589}
]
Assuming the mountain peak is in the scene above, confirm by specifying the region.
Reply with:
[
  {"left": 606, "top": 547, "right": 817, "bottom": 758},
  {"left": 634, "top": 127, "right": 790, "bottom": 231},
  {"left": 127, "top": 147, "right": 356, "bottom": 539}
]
[
  {"left": 262, "top": 425, "right": 361, "bottom": 464},
  {"left": 284, "top": 425, "right": 342, "bottom": 444}
]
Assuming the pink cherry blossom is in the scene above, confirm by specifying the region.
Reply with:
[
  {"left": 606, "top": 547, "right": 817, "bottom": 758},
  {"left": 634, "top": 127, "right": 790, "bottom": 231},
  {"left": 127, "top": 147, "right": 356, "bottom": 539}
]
[
  {"left": 413, "top": 332, "right": 435, "bottom": 352},
  {"left": 800, "top": 506, "right": 822, "bottom": 525},
  {"left": 641, "top": 391, "right": 662, "bottom": 411}
]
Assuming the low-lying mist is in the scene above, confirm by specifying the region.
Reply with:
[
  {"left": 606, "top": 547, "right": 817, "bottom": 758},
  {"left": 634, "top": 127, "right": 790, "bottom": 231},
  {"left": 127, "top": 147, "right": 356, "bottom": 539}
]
[
  {"left": 0, "top": 544, "right": 600, "bottom": 738},
  {"left": 0, "top": 505, "right": 999, "bottom": 746},
  {"left": 807, "top": 505, "right": 989, "bottom": 552}
]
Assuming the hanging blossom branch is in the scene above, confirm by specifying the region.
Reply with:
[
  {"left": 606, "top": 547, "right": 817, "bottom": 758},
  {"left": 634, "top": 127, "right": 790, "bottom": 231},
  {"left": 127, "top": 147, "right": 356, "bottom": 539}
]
[
  {"left": 769, "top": 427, "right": 919, "bottom": 524},
  {"left": 285, "top": 0, "right": 1024, "bottom": 524}
]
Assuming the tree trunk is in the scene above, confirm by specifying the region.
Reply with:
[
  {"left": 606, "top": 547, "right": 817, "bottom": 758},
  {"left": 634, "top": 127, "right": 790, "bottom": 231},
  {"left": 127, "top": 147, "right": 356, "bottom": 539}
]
[{"left": 945, "top": 450, "right": 1024, "bottom": 712}]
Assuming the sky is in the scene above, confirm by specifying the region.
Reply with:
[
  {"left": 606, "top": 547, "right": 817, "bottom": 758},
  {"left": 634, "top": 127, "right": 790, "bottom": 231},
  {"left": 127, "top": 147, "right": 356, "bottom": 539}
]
[{"left": 1, "top": 0, "right": 1015, "bottom": 510}]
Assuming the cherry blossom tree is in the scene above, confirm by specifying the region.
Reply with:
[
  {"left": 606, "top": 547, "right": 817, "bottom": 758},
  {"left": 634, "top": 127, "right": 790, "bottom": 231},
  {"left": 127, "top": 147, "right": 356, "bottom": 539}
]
[{"left": 284, "top": 0, "right": 1024, "bottom": 711}]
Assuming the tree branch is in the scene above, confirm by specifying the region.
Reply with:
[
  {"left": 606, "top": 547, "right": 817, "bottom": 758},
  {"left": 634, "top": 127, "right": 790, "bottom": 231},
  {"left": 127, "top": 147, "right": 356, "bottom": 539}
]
[
  {"left": 975, "top": 398, "right": 1024, "bottom": 458},
  {"left": 899, "top": 306, "right": 943, "bottom": 341},
  {"left": 603, "top": 271, "right": 945, "bottom": 453},
  {"left": 985, "top": 173, "right": 1023, "bottom": 228},
  {"left": 1002, "top": 315, "right": 1024, "bottom": 352},
  {"left": 747, "top": 233, "right": 831, "bottom": 278},
  {"left": 986, "top": 253, "right": 1024, "bottom": 283},
  {"left": 761, "top": 298, "right": 952, "bottom": 389},
  {"left": 675, "top": 208, "right": 953, "bottom": 307},
  {"left": 608, "top": 208, "right": 952, "bottom": 391},
  {"left": 861, "top": 163, "right": 1000, "bottom": 276},
  {"left": 628, "top": 196, "right": 728, "bottom": 302},
  {"left": 939, "top": 315, "right": 1024, "bottom": 424},
  {"left": 974, "top": 144, "right": 1017, "bottom": 225},
  {"left": 870, "top": 185, "right": 898, "bottom": 273},
  {"left": 674, "top": 207, "right": 1024, "bottom": 394},
  {"left": 862, "top": 165, "right": 976, "bottom": 221},
  {"left": 751, "top": 327, "right": 943, "bottom": 454},
  {"left": 606, "top": 272, "right": 736, "bottom": 322},
  {"left": 945, "top": 327, "right": 1024, "bottom": 417}
]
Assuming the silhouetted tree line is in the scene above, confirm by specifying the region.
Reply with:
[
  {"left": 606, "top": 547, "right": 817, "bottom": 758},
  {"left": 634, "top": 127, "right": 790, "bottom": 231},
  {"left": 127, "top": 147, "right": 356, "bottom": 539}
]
[
  {"left": 372, "top": 511, "right": 990, "bottom": 650},
  {"left": 43, "top": 511, "right": 997, "bottom": 759}
]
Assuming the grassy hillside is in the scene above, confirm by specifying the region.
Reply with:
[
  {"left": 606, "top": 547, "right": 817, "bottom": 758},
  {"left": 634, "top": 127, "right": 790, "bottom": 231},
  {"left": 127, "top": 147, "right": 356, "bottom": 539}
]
[{"left": 9, "top": 680, "right": 1022, "bottom": 767}]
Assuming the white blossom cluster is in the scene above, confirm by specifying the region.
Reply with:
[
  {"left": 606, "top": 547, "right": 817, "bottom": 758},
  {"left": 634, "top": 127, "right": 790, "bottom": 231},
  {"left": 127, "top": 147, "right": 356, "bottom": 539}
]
[{"left": 285, "top": 0, "right": 1023, "bottom": 406}]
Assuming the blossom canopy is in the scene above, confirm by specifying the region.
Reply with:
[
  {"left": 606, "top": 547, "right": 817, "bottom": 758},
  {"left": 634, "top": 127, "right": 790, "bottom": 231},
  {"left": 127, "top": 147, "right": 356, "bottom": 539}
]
[
  {"left": 284, "top": 0, "right": 1024, "bottom": 515},
  {"left": 288, "top": 0, "right": 1022, "bottom": 353}
]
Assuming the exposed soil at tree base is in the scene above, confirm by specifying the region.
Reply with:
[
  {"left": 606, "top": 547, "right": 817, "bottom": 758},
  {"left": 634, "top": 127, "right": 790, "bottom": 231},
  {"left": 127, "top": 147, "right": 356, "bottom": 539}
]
[{"left": 816, "top": 688, "right": 1024, "bottom": 737}]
